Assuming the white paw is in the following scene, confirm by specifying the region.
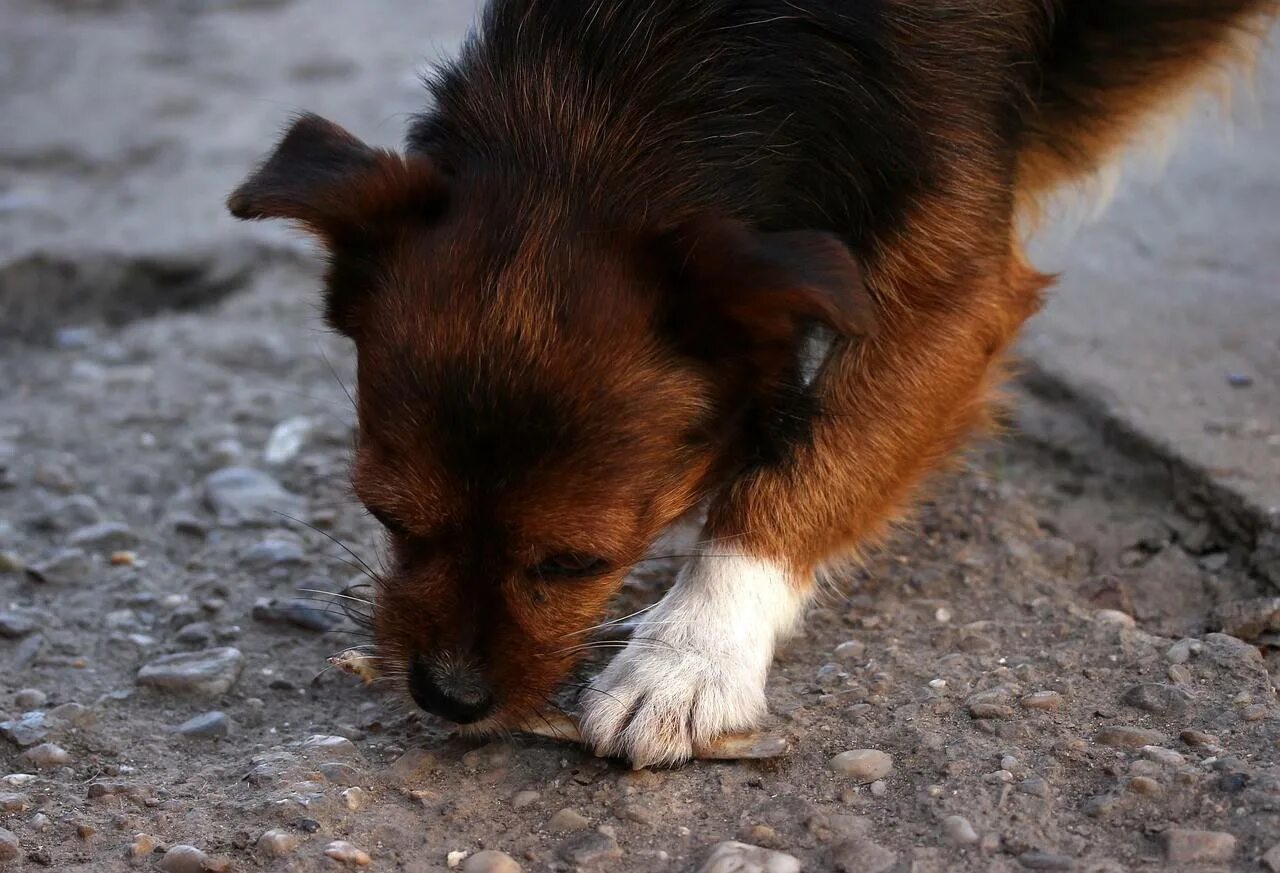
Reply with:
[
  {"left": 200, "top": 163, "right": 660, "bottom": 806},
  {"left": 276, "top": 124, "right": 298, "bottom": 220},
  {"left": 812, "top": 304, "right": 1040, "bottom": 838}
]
[{"left": 578, "top": 549, "right": 805, "bottom": 768}]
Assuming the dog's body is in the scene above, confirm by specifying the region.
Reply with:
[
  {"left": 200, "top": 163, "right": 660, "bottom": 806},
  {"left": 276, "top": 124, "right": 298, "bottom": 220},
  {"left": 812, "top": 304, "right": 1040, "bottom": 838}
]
[{"left": 230, "top": 0, "right": 1277, "bottom": 766}]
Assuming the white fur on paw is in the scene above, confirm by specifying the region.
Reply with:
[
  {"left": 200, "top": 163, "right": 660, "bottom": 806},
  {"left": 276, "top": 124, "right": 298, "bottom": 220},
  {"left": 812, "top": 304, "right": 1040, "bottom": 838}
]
[{"left": 578, "top": 548, "right": 805, "bottom": 768}]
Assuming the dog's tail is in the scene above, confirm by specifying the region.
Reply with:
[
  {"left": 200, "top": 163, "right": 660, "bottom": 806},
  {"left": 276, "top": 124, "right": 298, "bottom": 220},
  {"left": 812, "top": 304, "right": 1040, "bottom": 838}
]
[{"left": 1016, "top": 0, "right": 1278, "bottom": 199}]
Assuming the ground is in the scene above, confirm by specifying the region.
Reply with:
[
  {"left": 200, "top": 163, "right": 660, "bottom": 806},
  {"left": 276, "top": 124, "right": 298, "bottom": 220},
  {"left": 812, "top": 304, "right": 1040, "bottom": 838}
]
[{"left": 1, "top": 2, "right": 1278, "bottom": 872}]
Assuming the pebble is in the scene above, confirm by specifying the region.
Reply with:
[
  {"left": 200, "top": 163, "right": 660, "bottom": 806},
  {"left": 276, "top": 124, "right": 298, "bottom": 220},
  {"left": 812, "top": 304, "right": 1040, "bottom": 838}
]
[
  {"left": 175, "top": 622, "right": 215, "bottom": 645},
  {"left": 241, "top": 538, "right": 305, "bottom": 569},
  {"left": 969, "top": 702, "right": 1015, "bottom": 719},
  {"left": 556, "top": 831, "right": 621, "bottom": 866},
  {"left": 136, "top": 647, "right": 244, "bottom": 696},
  {"left": 547, "top": 808, "right": 590, "bottom": 831},
  {"left": 698, "top": 841, "right": 800, "bottom": 873},
  {"left": 511, "top": 789, "right": 540, "bottom": 809},
  {"left": 324, "top": 840, "right": 372, "bottom": 866},
  {"left": 130, "top": 833, "right": 164, "bottom": 858},
  {"left": 1161, "top": 829, "right": 1236, "bottom": 864},
  {"left": 1081, "top": 794, "right": 1116, "bottom": 818},
  {"left": 252, "top": 597, "right": 341, "bottom": 631},
  {"left": 67, "top": 521, "right": 138, "bottom": 551},
  {"left": 264, "top": 416, "right": 312, "bottom": 464},
  {"left": 25, "top": 547, "right": 90, "bottom": 584},
  {"left": 1179, "top": 729, "right": 1220, "bottom": 748},
  {"left": 461, "top": 850, "right": 522, "bottom": 873},
  {"left": 301, "top": 734, "right": 358, "bottom": 756},
  {"left": 0, "top": 793, "right": 28, "bottom": 813},
  {"left": 1094, "top": 727, "right": 1164, "bottom": 749},
  {"left": 1018, "top": 775, "right": 1049, "bottom": 797},
  {"left": 941, "top": 815, "right": 979, "bottom": 846},
  {"left": 0, "top": 827, "right": 18, "bottom": 863},
  {"left": 446, "top": 850, "right": 469, "bottom": 868},
  {"left": 387, "top": 748, "right": 437, "bottom": 785},
  {"left": 13, "top": 689, "right": 47, "bottom": 709},
  {"left": 830, "top": 838, "right": 896, "bottom": 873},
  {"left": 256, "top": 829, "right": 300, "bottom": 858},
  {"left": 1120, "top": 683, "right": 1189, "bottom": 716},
  {"left": 1165, "top": 638, "right": 1202, "bottom": 664},
  {"left": 0, "top": 711, "right": 48, "bottom": 747},
  {"left": 175, "top": 711, "right": 230, "bottom": 738},
  {"left": 1140, "top": 746, "right": 1185, "bottom": 767},
  {"left": 0, "top": 611, "right": 39, "bottom": 638},
  {"left": 1094, "top": 609, "right": 1135, "bottom": 627},
  {"left": 341, "top": 787, "right": 368, "bottom": 811},
  {"left": 1262, "top": 843, "right": 1280, "bottom": 873},
  {"left": 1126, "top": 775, "right": 1161, "bottom": 796},
  {"left": 834, "top": 640, "right": 866, "bottom": 662},
  {"left": 204, "top": 467, "right": 304, "bottom": 525},
  {"left": 22, "top": 742, "right": 68, "bottom": 769},
  {"left": 1020, "top": 691, "right": 1062, "bottom": 711},
  {"left": 831, "top": 749, "right": 893, "bottom": 782},
  {"left": 1018, "top": 851, "right": 1074, "bottom": 870},
  {"left": 160, "top": 845, "right": 209, "bottom": 873}
]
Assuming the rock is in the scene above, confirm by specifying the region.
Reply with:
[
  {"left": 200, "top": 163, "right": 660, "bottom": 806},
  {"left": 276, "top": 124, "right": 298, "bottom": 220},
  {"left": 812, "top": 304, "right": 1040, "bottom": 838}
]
[
  {"left": 0, "top": 827, "right": 18, "bottom": 863},
  {"left": 547, "top": 808, "right": 590, "bottom": 831},
  {"left": 256, "top": 829, "right": 300, "bottom": 858},
  {"left": 831, "top": 749, "right": 893, "bottom": 782},
  {"left": 1261, "top": 843, "right": 1280, "bottom": 873},
  {"left": 1165, "top": 638, "right": 1201, "bottom": 664},
  {"left": 1140, "top": 746, "right": 1185, "bottom": 767},
  {"left": 204, "top": 467, "right": 304, "bottom": 526},
  {"left": 175, "top": 622, "right": 214, "bottom": 645},
  {"left": 969, "top": 702, "right": 1015, "bottom": 719},
  {"left": 699, "top": 841, "right": 800, "bottom": 873},
  {"left": 1210, "top": 597, "right": 1280, "bottom": 640},
  {"left": 1127, "top": 776, "right": 1161, "bottom": 796},
  {"left": 160, "top": 845, "right": 208, "bottom": 873},
  {"left": 0, "top": 611, "right": 39, "bottom": 638},
  {"left": 462, "top": 850, "right": 522, "bottom": 873},
  {"left": 447, "top": 851, "right": 469, "bottom": 868},
  {"left": 264, "top": 416, "right": 312, "bottom": 464},
  {"left": 1094, "top": 609, "right": 1135, "bottom": 627},
  {"left": 0, "top": 711, "right": 48, "bottom": 747},
  {"left": 324, "top": 840, "right": 372, "bottom": 866},
  {"left": 831, "top": 838, "right": 896, "bottom": 873},
  {"left": 1018, "top": 775, "right": 1049, "bottom": 798},
  {"left": 1018, "top": 851, "right": 1074, "bottom": 870},
  {"left": 136, "top": 647, "right": 244, "bottom": 696},
  {"left": 13, "top": 689, "right": 47, "bottom": 708},
  {"left": 22, "top": 742, "right": 69, "bottom": 768},
  {"left": 941, "top": 815, "right": 979, "bottom": 846},
  {"left": 1160, "top": 829, "right": 1236, "bottom": 864},
  {"left": 557, "top": 831, "right": 622, "bottom": 866},
  {"left": 25, "top": 547, "right": 90, "bottom": 584},
  {"left": 1081, "top": 795, "right": 1117, "bottom": 819},
  {"left": 1120, "top": 683, "right": 1189, "bottom": 716},
  {"left": 241, "top": 538, "right": 304, "bottom": 569},
  {"left": 341, "top": 787, "right": 367, "bottom": 811},
  {"left": 1020, "top": 691, "right": 1063, "bottom": 711},
  {"left": 300, "top": 734, "right": 358, "bottom": 757},
  {"left": 834, "top": 640, "right": 866, "bottom": 661},
  {"left": 0, "top": 793, "right": 28, "bottom": 813},
  {"left": 252, "top": 597, "right": 341, "bottom": 631},
  {"left": 1180, "top": 729, "right": 1220, "bottom": 748},
  {"left": 67, "top": 521, "right": 137, "bottom": 551},
  {"left": 1094, "top": 727, "right": 1164, "bottom": 749},
  {"left": 387, "top": 748, "right": 437, "bottom": 784},
  {"left": 511, "top": 789, "right": 540, "bottom": 809},
  {"left": 175, "top": 711, "right": 229, "bottom": 738}
]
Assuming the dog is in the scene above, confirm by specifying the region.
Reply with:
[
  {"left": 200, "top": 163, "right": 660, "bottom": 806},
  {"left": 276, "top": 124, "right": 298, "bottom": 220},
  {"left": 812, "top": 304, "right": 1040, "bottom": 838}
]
[{"left": 229, "top": 0, "right": 1277, "bottom": 767}]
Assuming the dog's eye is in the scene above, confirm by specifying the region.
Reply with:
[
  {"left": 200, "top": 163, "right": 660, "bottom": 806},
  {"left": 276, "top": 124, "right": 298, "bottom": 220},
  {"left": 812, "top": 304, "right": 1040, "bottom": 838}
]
[
  {"left": 533, "top": 553, "right": 611, "bottom": 580},
  {"left": 367, "top": 507, "right": 410, "bottom": 538}
]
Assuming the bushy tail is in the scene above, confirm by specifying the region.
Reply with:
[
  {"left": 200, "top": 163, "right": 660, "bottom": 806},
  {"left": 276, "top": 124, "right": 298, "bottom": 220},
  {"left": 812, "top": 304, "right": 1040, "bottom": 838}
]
[{"left": 1017, "top": 0, "right": 1278, "bottom": 197}]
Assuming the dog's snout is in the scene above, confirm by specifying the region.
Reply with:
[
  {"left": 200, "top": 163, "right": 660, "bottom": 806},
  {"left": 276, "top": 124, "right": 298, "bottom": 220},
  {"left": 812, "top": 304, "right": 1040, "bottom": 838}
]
[{"left": 408, "top": 655, "right": 495, "bottom": 724}]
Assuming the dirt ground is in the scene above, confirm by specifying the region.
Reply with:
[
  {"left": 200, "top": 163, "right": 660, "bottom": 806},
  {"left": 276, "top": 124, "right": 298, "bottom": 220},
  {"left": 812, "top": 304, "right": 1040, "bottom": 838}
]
[{"left": 2, "top": 2, "right": 1279, "bottom": 872}]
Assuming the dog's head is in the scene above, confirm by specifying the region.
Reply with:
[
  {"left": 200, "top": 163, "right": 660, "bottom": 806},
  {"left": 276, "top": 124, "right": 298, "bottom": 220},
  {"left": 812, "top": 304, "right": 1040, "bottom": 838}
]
[{"left": 229, "top": 114, "right": 872, "bottom": 728}]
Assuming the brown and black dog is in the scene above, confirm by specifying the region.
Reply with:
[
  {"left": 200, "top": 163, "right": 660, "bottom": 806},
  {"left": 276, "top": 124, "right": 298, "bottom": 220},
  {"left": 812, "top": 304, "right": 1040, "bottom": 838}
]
[{"left": 229, "top": 0, "right": 1276, "bottom": 767}]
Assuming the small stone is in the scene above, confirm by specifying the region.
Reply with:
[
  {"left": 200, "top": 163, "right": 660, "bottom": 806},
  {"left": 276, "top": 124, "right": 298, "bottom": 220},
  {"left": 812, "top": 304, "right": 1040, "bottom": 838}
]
[
  {"left": 831, "top": 749, "right": 892, "bottom": 782},
  {"left": 1165, "top": 638, "right": 1201, "bottom": 664},
  {"left": 1167, "top": 664, "right": 1192, "bottom": 684},
  {"left": 130, "top": 833, "right": 164, "bottom": 858},
  {"left": 447, "top": 851, "right": 469, "bottom": 868},
  {"left": 0, "top": 611, "right": 39, "bottom": 638},
  {"left": 137, "top": 647, "right": 244, "bottom": 696},
  {"left": 324, "top": 840, "right": 372, "bottom": 866},
  {"left": 1094, "top": 609, "right": 1135, "bottom": 627},
  {"left": 175, "top": 711, "right": 229, "bottom": 738},
  {"left": 30, "top": 814, "right": 49, "bottom": 832},
  {"left": 0, "top": 828, "right": 18, "bottom": 863},
  {"left": 1161, "top": 829, "right": 1236, "bottom": 864},
  {"left": 511, "top": 789, "right": 540, "bottom": 809},
  {"left": 1094, "top": 727, "right": 1164, "bottom": 749},
  {"left": 1020, "top": 691, "right": 1062, "bottom": 711},
  {"left": 698, "top": 841, "right": 799, "bottom": 873},
  {"left": 25, "top": 548, "right": 90, "bottom": 585},
  {"left": 256, "top": 829, "right": 300, "bottom": 858},
  {"left": 1127, "top": 776, "right": 1161, "bottom": 796},
  {"left": 869, "top": 779, "right": 887, "bottom": 796},
  {"left": 1261, "top": 843, "right": 1280, "bottom": 873},
  {"left": 547, "top": 808, "right": 589, "bottom": 831},
  {"left": 834, "top": 640, "right": 866, "bottom": 661},
  {"left": 301, "top": 734, "right": 358, "bottom": 756},
  {"left": 252, "top": 597, "right": 341, "bottom": 631},
  {"left": 1180, "top": 729, "right": 1220, "bottom": 748},
  {"left": 1018, "top": 775, "right": 1049, "bottom": 798},
  {"left": 1018, "top": 851, "right": 1074, "bottom": 870},
  {"left": 204, "top": 467, "right": 304, "bottom": 526},
  {"left": 462, "top": 850, "right": 522, "bottom": 873},
  {"left": 831, "top": 838, "right": 896, "bottom": 873},
  {"left": 557, "top": 831, "right": 621, "bottom": 866},
  {"left": 1081, "top": 795, "right": 1116, "bottom": 819},
  {"left": 13, "top": 689, "right": 46, "bottom": 709},
  {"left": 941, "top": 815, "right": 979, "bottom": 846},
  {"left": 241, "top": 538, "right": 305, "bottom": 569},
  {"left": 264, "top": 416, "right": 312, "bottom": 465},
  {"left": 175, "top": 622, "right": 214, "bottom": 645},
  {"left": 0, "top": 793, "right": 28, "bottom": 813},
  {"left": 1242, "top": 703, "right": 1270, "bottom": 722},
  {"left": 160, "top": 845, "right": 208, "bottom": 873},
  {"left": 1226, "top": 372, "right": 1254, "bottom": 388},
  {"left": 1140, "top": 746, "right": 1185, "bottom": 766},
  {"left": 1120, "top": 683, "right": 1189, "bottom": 716},
  {"left": 341, "top": 787, "right": 368, "bottom": 811},
  {"left": 387, "top": 748, "right": 437, "bottom": 784},
  {"left": 0, "top": 712, "right": 48, "bottom": 747},
  {"left": 969, "top": 702, "right": 1015, "bottom": 719},
  {"left": 22, "top": 743, "right": 68, "bottom": 769},
  {"left": 67, "top": 521, "right": 137, "bottom": 552}
]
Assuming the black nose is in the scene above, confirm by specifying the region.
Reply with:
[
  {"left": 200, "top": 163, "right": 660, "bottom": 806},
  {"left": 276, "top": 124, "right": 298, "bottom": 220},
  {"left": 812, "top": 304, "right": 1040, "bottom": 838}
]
[{"left": 408, "top": 656, "right": 495, "bottom": 724}]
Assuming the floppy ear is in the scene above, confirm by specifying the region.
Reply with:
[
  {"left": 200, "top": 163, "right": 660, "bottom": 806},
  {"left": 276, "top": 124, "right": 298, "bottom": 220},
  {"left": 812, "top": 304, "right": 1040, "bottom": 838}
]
[{"left": 227, "top": 113, "right": 444, "bottom": 244}]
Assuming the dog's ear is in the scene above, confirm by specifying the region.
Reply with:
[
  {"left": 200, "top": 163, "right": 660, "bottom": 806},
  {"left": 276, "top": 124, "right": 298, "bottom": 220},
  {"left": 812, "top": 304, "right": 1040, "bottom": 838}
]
[
  {"left": 227, "top": 113, "right": 444, "bottom": 244},
  {"left": 659, "top": 216, "right": 875, "bottom": 366}
]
